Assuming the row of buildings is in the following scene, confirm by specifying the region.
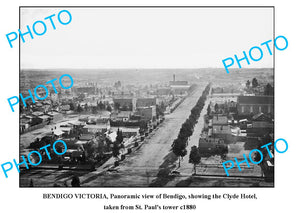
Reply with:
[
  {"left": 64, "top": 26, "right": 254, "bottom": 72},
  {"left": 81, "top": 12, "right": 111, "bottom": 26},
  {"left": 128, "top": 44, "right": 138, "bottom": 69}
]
[
  {"left": 20, "top": 75, "right": 192, "bottom": 169},
  {"left": 199, "top": 83, "right": 274, "bottom": 179},
  {"left": 20, "top": 75, "right": 193, "bottom": 134}
]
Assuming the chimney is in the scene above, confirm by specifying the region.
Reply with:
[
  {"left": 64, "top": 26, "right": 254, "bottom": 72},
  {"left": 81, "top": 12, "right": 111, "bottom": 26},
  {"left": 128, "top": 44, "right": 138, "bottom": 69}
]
[{"left": 173, "top": 74, "right": 175, "bottom": 82}]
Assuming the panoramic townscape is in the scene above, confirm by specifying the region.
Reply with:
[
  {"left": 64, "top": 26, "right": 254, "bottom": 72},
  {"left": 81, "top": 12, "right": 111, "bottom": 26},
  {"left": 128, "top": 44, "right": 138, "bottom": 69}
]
[{"left": 19, "top": 68, "right": 274, "bottom": 187}]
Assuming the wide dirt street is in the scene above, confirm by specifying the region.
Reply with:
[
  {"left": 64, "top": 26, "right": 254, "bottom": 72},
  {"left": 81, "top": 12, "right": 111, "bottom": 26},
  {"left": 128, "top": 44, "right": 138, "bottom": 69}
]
[{"left": 82, "top": 85, "right": 206, "bottom": 187}]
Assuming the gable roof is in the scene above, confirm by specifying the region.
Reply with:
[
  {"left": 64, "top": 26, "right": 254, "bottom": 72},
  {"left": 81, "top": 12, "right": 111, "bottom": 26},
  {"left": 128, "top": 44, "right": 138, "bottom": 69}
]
[
  {"left": 32, "top": 111, "right": 44, "bottom": 116},
  {"left": 252, "top": 112, "right": 272, "bottom": 122}
]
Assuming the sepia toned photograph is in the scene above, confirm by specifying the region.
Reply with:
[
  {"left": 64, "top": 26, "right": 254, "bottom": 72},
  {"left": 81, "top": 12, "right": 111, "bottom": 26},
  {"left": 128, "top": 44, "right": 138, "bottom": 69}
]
[{"left": 19, "top": 7, "right": 274, "bottom": 187}]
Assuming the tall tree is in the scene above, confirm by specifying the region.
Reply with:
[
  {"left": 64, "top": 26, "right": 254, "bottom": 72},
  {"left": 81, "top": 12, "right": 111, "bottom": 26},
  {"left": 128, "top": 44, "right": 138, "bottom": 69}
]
[
  {"left": 116, "top": 129, "right": 124, "bottom": 144},
  {"left": 71, "top": 175, "right": 80, "bottom": 187},
  {"left": 106, "top": 104, "right": 112, "bottom": 112},
  {"left": 172, "top": 138, "right": 187, "bottom": 168},
  {"left": 69, "top": 102, "right": 75, "bottom": 110},
  {"left": 112, "top": 142, "right": 120, "bottom": 158},
  {"left": 207, "top": 104, "right": 211, "bottom": 115},
  {"left": 264, "top": 83, "right": 274, "bottom": 96},
  {"left": 214, "top": 103, "right": 219, "bottom": 113},
  {"left": 189, "top": 146, "right": 201, "bottom": 174},
  {"left": 252, "top": 78, "right": 258, "bottom": 88},
  {"left": 112, "top": 129, "right": 124, "bottom": 158},
  {"left": 76, "top": 104, "right": 83, "bottom": 113},
  {"left": 29, "top": 179, "right": 34, "bottom": 187},
  {"left": 98, "top": 101, "right": 105, "bottom": 110},
  {"left": 246, "top": 80, "right": 251, "bottom": 88}
]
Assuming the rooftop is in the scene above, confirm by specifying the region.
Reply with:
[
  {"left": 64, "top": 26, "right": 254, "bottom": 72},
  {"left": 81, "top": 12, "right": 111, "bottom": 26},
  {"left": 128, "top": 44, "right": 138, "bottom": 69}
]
[
  {"left": 38, "top": 115, "right": 51, "bottom": 120},
  {"left": 238, "top": 96, "right": 274, "bottom": 105},
  {"left": 252, "top": 112, "right": 272, "bottom": 122},
  {"left": 117, "top": 111, "right": 132, "bottom": 118},
  {"left": 212, "top": 125, "right": 231, "bottom": 134},
  {"left": 110, "top": 127, "right": 139, "bottom": 133},
  {"left": 32, "top": 111, "right": 44, "bottom": 116},
  {"left": 83, "top": 124, "right": 108, "bottom": 129},
  {"left": 79, "top": 134, "right": 94, "bottom": 141},
  {"left": 212, "top": 115, "right": 228, "bottom": 125}
]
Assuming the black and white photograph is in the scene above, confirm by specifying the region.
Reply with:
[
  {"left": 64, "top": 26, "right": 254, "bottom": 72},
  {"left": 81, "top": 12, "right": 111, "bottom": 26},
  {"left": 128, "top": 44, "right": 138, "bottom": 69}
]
[
  {"left": 19, "top": 7, "right": 275, "bottom": 187},
  {"left": 3, "top": 0, "right": 300, "bottom": 211}
]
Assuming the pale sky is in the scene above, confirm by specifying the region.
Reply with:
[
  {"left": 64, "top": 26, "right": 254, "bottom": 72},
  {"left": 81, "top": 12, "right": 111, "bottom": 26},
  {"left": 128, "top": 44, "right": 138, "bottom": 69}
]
[{"left": 20, "top": 7, "right": 274, "bottom": 69}]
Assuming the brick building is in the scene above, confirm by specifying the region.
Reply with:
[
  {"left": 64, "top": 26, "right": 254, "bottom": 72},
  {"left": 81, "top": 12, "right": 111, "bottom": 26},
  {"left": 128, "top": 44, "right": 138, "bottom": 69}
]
[{"left": 237, "top": 96, "right": 274, "bottom": 116}]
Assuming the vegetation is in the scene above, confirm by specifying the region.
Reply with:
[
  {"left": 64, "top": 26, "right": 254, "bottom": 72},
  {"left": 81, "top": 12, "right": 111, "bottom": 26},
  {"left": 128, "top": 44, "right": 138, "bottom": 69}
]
[
  {"left": 112, "top": 129, "right": 124, "bottom": 158},
  {"left": 172, "top": 84, "right": 211, "bottom": 167},
  {"left": 246, "top": 80, "right": 251, "bottom": 88},
  {"left": 207, "top": 105, "right": 211, "bottom": 116},
  {"left": 69, "top": 102, "right": 75, "bottom": 110},
  {"left": 71, "top": 175, "right": 80, "bottom": 187},
  {"left": 76, "top": 104, "right": 83, "bottom": 113},
  {"left": 252, "top": 78, "right": 259, "bottom": 88},
  {"left": 189, "top": 146, "right": 201, "bottom": 174},
  {"left": 214, "top": 103, "right": 219, "bottom": 113},
  {"left": 264, "top": 83, "right": 274, "bottom": 96},
  {"left": 106, "top": 104, "right": 112, "bottom": 112}
]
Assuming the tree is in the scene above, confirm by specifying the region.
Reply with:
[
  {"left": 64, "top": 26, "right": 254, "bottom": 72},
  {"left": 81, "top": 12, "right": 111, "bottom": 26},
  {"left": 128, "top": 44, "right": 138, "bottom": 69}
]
[
  {"left": 214, "top": 103, "right": 219, "bottom": 113},
  {"left": 246, "top": 80, "right": 251, "bottom": 89},
  {"left": 116, "top": 129, "right": 124, "bottom": 144},
  {"left": 207, "top": 105, "right": 211, "bottom": 115},
  {"left": 172, "top": 138, "right": 187, "bottom": 168},
  {"left": 106, "top": 105, "right": 112, "bottom": 112},
  {"left": 29, "top": 179, "right": 34, "bottom": 187},
  {"left": 76, "top": 104, "right": 83, "bottom": 113},
  {"left": 98, "top": 101, "right": 105, "bottom": 110},
  {"left": 69, "top": 103, "right": 75, "bottom": 111},
  {"left": 112, "top": 143, "right": 120, "bottom": 158},
  {"left": 71, "top": 175, "right": 80, "bottom": 187},
  {"left": 264, "top": 83, "right": 274, "bottom": 96},
  {"left": 189, "top": 146, "right": 201, "bottom": 174},
  {"left": 179, "top": 120, "right": 193, "bottom": 138},
  {"left": 252, "top": 78, "right": 258, "bottom": 88},
  {"left": 112, "top": 129, "right": 123, "bottom": 158}
]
